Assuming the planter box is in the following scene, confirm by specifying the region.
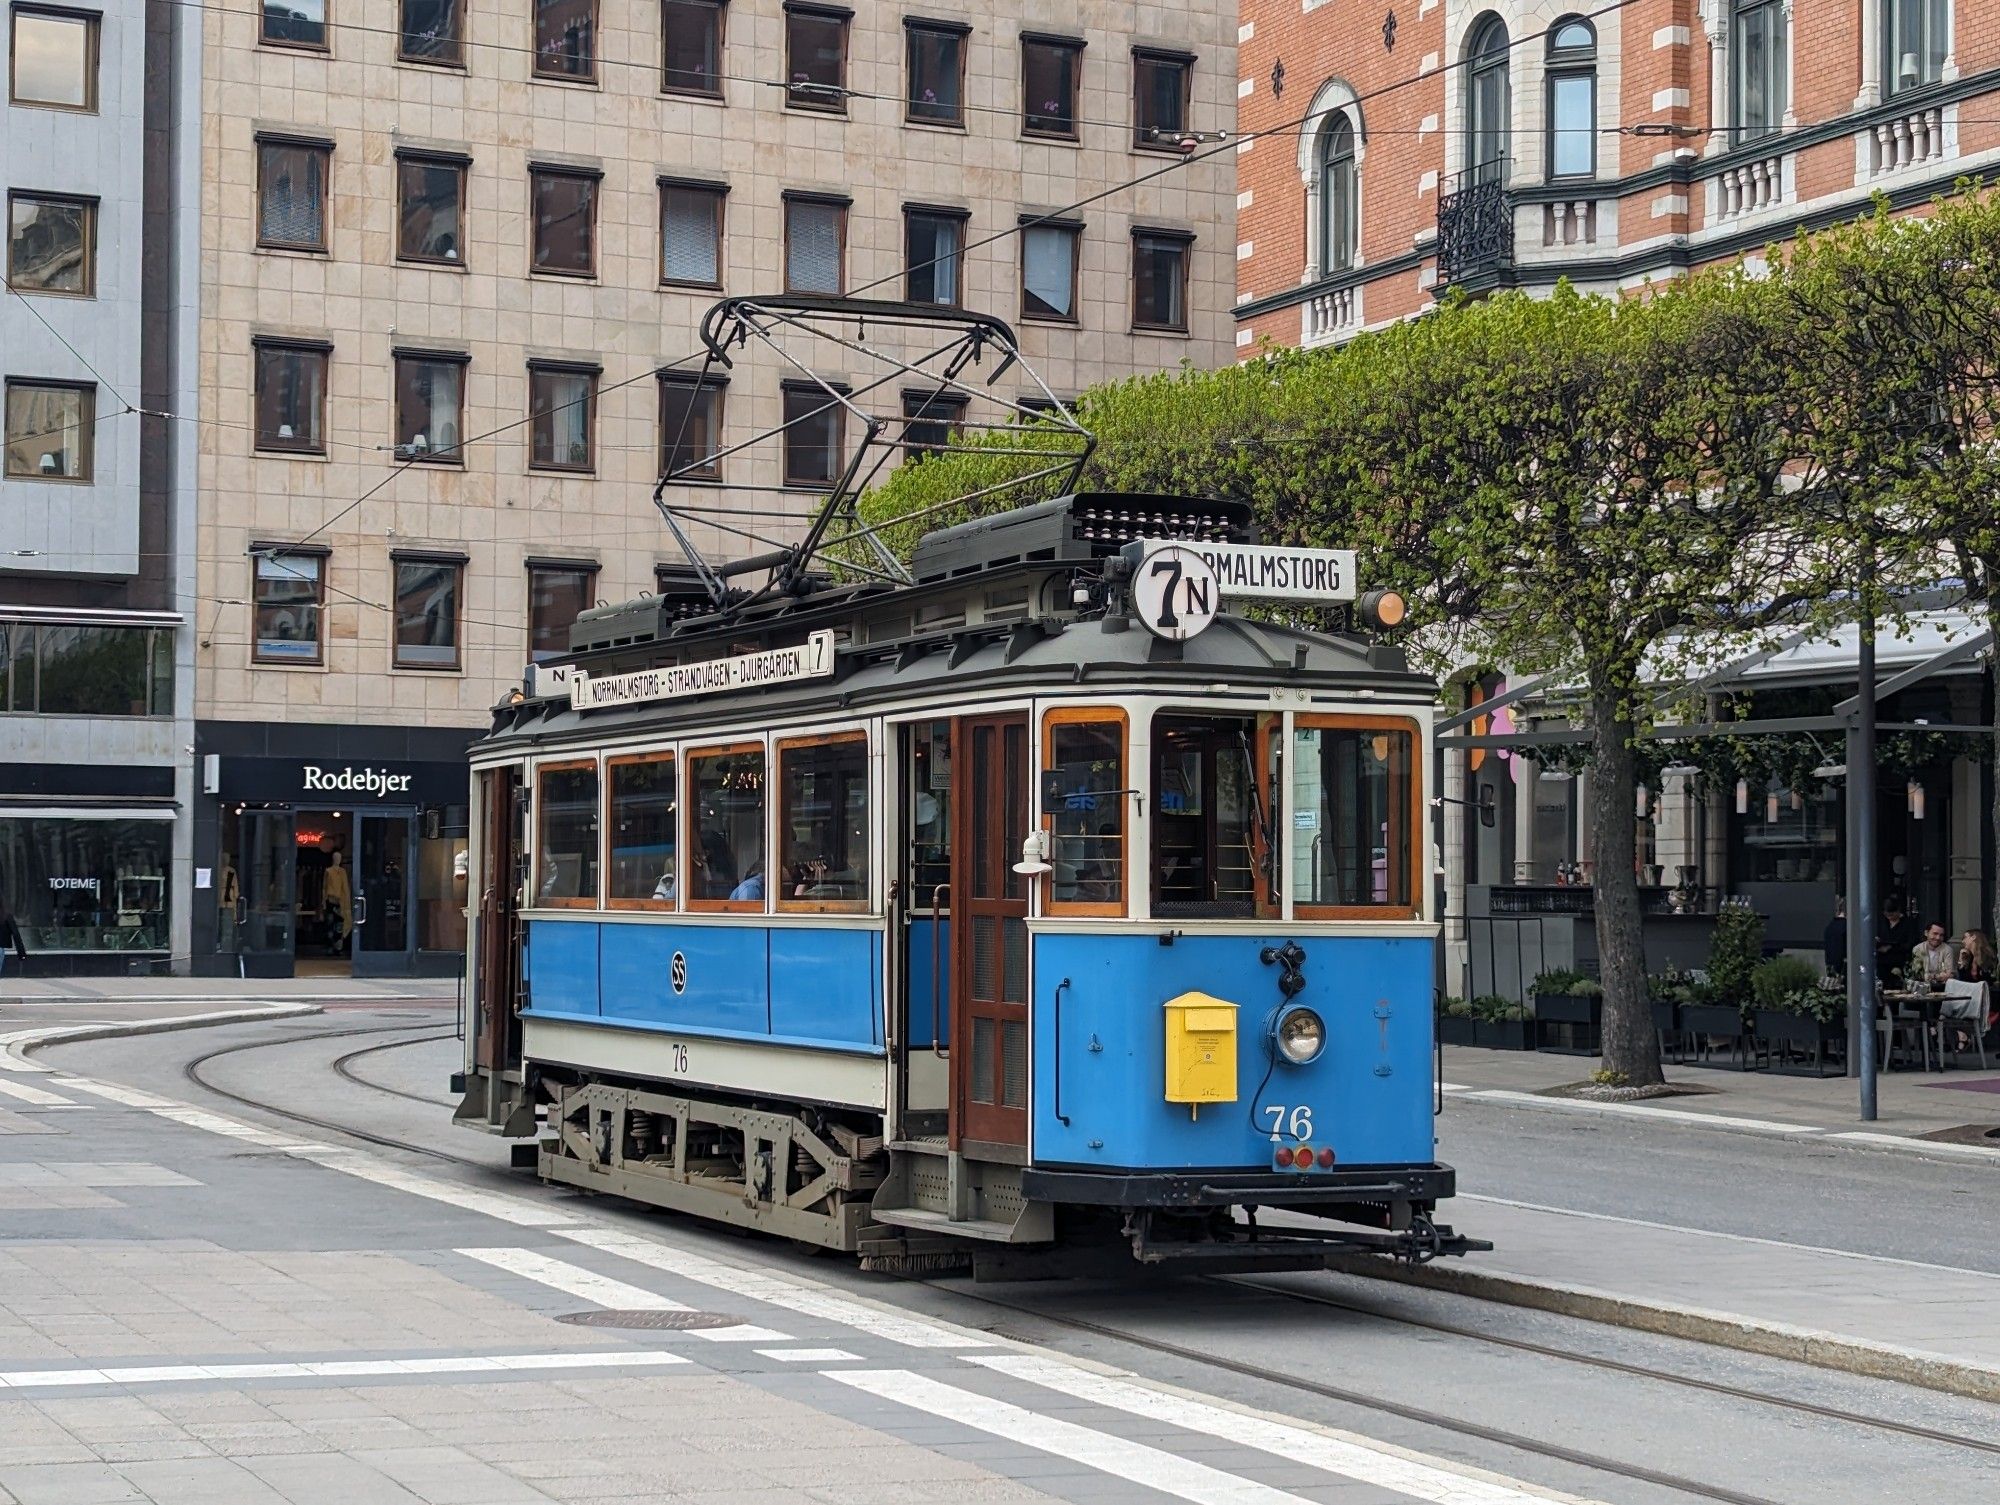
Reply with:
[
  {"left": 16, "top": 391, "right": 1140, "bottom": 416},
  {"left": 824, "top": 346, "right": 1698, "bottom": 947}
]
[
  {"left": 1535, "top": 991, "right": 1603, "bottom": 1056},
  {"left": 1472, "top": 1018, "right": 1536, "bottom": 1051},
  {"left": 1649, "top": 997, "right": 1680, "bottom": 1033},
  {"left": 1682, "top": 1001, "right": 1759, "bottom": 1069},
  {"left": 1754, "top": 1008, "right": 1844, "bottom": 1076},
  {"left": 1438, "top": 1014, "right": 1478, "bottom": 1047}
]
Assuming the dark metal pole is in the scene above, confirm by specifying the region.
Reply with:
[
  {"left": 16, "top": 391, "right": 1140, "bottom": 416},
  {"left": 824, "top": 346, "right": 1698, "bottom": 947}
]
[
  {"left": 1856, "top": 585, "right": 1880, "bottom": 1122},
  {"left": 1844, "top": 717, "right": 1861, "bottom": 1075}
]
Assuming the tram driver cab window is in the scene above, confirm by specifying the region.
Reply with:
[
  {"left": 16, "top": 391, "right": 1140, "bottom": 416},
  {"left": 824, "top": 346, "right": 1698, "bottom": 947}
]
[
  {"left": 535, "top": 759, "right": 599, "bottom": 906},
  {"left": 688, "top": 744, "right": 766, "bottom": 909},
  {"left": 1292, "top": 718, "right": 1416, "bottom": 917},
  {"left": 778, "top": 733, "right": 869, "bottom": 910},
  {"left": 1151, "top": 713, "right": 1272, "bottom": 919},
  {"left": 1043, "top": 712, "right": 1126, "bottom": 914}
]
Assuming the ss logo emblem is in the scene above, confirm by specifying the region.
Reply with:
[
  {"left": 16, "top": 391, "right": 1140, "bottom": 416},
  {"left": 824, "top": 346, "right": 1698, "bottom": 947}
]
[{"left": 670, "top": 951, "right": 688, "bottom": 995}]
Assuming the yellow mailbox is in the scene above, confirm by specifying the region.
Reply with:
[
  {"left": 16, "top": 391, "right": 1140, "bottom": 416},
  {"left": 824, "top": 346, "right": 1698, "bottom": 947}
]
[{"left": 1164, "top": 991, "right": 1238, "bottom": 1110}]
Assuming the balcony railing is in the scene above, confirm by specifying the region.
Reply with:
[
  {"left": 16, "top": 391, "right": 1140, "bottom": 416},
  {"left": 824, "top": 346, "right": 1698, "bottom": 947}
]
[{"left": 1437, "top": 163, "right": 1512, "bottom": 286}]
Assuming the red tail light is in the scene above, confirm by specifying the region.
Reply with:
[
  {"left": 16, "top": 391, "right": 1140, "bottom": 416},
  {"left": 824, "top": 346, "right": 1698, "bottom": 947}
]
[
  {"left": 1316, "top": 1147, "right": 1337, "bottom": 1169},
  {"left": 1291, "top": 1145, "right": 1314, "bottom": 1169},
  {"left": 1273, "top": 1148, "right": 1291, "bottom": 1170}
]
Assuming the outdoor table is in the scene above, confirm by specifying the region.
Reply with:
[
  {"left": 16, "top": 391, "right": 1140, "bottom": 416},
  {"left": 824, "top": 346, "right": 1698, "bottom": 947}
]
[{"left": 1880, "top": 991, "right": 1945, "bottom": 1072}]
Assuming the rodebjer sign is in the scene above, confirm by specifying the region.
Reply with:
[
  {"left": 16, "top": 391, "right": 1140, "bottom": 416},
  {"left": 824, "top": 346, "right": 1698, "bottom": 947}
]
[{"left": 302, "top": 765, "right": 415, "bottom": 797}]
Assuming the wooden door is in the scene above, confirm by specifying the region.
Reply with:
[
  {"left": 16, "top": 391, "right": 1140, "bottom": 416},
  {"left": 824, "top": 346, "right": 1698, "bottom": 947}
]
[
  {"left": 474, "top": 766, "right": 525, "bottom": 1072},
  {"left": 951, "top": 715, "right": 1031, "bottom": 1150}
]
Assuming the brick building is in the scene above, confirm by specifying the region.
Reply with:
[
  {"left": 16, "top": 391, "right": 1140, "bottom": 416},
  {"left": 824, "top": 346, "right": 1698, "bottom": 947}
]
[{"left": 1233, "top": 0, "right": 1998, "bottom": 351}]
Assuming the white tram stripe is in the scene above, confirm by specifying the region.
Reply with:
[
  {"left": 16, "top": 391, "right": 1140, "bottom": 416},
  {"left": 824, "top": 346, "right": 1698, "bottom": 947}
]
[
  {"left": 0, "top": 1350, "right": 689, "bottom": 1391},
  {"left": 0, "top": 1076, "right": 78, "bottom": 1107},
  {"left": 969, "top": 1354, "right": 1609, "bottom": 1505},
  {"left": 828, "top": 1368, "right": 1314, "bottom": 1505}
]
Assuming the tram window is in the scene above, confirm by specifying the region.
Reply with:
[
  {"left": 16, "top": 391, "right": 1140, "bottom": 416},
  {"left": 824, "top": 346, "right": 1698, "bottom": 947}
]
[
  {"left": 1151, "top": 714, "right": 1268, "bottom": 919},
  {"left": 1292, "top": 720, "right": 1416, "bottom": 916},
  {"left": 777, "top": 734, "right": 869, "bottom": 910},
  {"left": 535, "top": 760, "right": 599, "bottom": 906},
  {"left": 687, "top": 744, "right": 766, "bottom": 909},
  {"left": 607, "top": 752, "right": 677, "bottom": 907},
  {"left": 1043, "top": 713, "right": 1126, "bottom": 914},
  {"left": 905, "top": 721, "right": 951, "bottom": 898}
]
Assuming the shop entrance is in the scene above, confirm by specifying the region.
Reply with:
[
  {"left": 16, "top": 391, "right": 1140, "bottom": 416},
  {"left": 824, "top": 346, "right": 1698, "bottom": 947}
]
[{"left": 219, "top": 805, "right": 417, "bottom": 977}]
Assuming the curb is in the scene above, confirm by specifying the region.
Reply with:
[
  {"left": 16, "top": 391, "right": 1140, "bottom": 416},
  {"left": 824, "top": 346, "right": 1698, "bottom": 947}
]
[
  {"left": 1, "top": 1004, "right": 326, "bottom": 1071},
  {"left": 1329, "top": 1254, "right": 2000, "bottom": 1405}
]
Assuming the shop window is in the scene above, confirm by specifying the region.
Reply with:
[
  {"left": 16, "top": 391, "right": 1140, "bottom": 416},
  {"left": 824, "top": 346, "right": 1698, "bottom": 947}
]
[
  {"left": 687, "top": 743, "right": 766, "bottom": 908},
  {"left": 534, "top": 0, "right": 595, "bottom": 80},
  {"left": 662, "top": 0, "right": 724, "bottom": 95},
  {"left": 527, "top": 561, "right": 596, "bottom": 663},
  {"left": 781, "top": 382, "right": 844, "bottom": 488},
  {"left": 530, "top": 166, "right": 598, "bottom": 276},
  {"left": 396, "top": 153, "right": 466, "bottom": 265},
  {"left": 252, "top": 339, "right": 329, "bottom": 453},
  {"left": 534, "top": 760, "right": 599, "bottom": 904},
  {"left": 1131, "top": 228, "right": 1191, "bottom": 332},
  {"left": 906, "top": 20, "right": 965, "bottom": 125},
  {"left": 400, "top": 0, "right": 461, "bottom": 64},
  {"left": 1043, "top": 712, "right": 1126, "bottom": 914},
  {"left": 252, "top": 549, "right": 325, "bottom": 665},
  {"left": 1152, "top": 713, "right": 1265, "bottom": 918},
  {"left": 660, "top": 179, "right": 725, "bottom": 287},
  {"left": 7, "top": 192, "right": 95, "bottom": 296},
  {"left": 0, "top": 621, "right": 171, "bottom": 716},
  {"left": 1292, "top": 718, "right": 1416, "bottom": 916},
  {"left": 659, "top": 373, "right": 724, "bottom": 481},
  {"left": 3, "top": 379, "right": 93, "bottom": 480},
  {"left": 528, "top": 362, "right": 597, "bottom": 471},
  {"left": 257, "top": 137, "right": 331, "bottom": 252},
  {"left": 1132, "top": 48, "right": 1191, "bottom": 149},
  {"left": 783, "top": 193, "right": 846, "bottom": 294},
  {"left": 904, "top": 206, "right": 964, "bottom": 306},
  {"left": 901, "top": 389, "right": 965, "bottom": 459},
  {"left": 1021, "top": 221, "right": 1079, "bottom": 322},
  {"left": 392, "top": 351, "right": 465, "bottom": 463},
  {"left": 261, "top": 0, "right": 326, "bottom": 50},
  {"left": 1022, "top": 33, "right": 1082, "bottom": 138},
  {"left": 391, "top": 554, "right": 462, "bottom": 670},
  {"left": 417, "top": 804, "right": 469, "bottom": 952},
  {"left": 10, "top": 6, "right": 98, "bottom": 109},
  {"left": 777, "top": 734, "right": 868, "bottom": 909},
  {"left": 784, "top": 3, "right": 847, "bottom": 112},
  {"left": 0, "top": 815, "right": 171, "bottom": 952},
  {"left": 607, "top": 752, "right": 677, "bottom": 906}
]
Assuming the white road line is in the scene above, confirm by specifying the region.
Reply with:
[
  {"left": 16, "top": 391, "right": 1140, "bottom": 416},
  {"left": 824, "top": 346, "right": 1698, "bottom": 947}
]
[
  {"left": 971, "top": 1354, "right": 1607, "bottom": 1505},
  {"left": 829, "top": 1368, "right": 1313, "bottom": 1505},
  {"left": 1452, "top": 1087, "right": 1821, "bottom": 1135},
  {"left": 0, "top": 1350, "right": 689, "bottom": 1392},
  {"left": 0, "top": 1076, "right": 76, "bottom": 1107},
  {"left": 1832, "top": 1130, "right": 2000, "bottom": 1163},
  {"left": 758, "top": 1347, "right": 860, "bottom": 1362},
  {"left": 287, "top": 1146, "right": 580, "bottom": 1228},
  {"left": 458, "top": 1246, "right": 697, "bottom": 1311},
  {"left": 559, "top": 1227, "right": 985, "bottom": 1350},
  {"left": 697, "top": 1324, "right": 792, "bottom": 1343},
  {"left": 1461, "top": 1194, "right": 2000, "bottom": 1279}
]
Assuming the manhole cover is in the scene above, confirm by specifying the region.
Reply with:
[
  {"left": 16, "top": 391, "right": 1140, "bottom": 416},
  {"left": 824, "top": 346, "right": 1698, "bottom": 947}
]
[
  {"left": 1916, "top": 1125, "right": 2000, "bottom": 1146},
  {"left": 554, "top": 1309, "right": 737, "bottom": 1331}
]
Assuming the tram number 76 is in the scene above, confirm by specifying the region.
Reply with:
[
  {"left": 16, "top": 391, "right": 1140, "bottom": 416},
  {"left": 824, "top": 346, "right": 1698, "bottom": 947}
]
[
  {"left": 1263, "top": 1105, "right": 1313, "bottom": 1142},
  {"left": 670, "top": 1043, "right": 689, "bottom": 1074}
]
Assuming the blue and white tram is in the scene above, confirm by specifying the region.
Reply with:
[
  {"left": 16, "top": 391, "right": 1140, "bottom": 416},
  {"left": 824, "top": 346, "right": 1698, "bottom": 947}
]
[{"left": 455, "top": 492, "right": 1485, "bottom": 1268}]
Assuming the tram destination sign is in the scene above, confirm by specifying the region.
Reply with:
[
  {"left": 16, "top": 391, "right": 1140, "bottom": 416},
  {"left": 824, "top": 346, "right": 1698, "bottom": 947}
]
[
  {"left": 569, "top": 629, "right": 837, "bottom": 712},
  {"left": 1131, "top": 539, "right": 1358, "bottom": 604}
]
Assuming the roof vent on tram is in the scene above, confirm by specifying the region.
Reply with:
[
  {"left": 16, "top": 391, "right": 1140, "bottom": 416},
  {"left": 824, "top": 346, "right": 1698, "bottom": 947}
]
[{"left": 909, "top": 493, "right": 1254, "bottom": 584}]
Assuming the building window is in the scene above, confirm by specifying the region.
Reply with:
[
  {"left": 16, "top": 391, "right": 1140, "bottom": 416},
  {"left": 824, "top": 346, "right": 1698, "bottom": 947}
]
[
  {"left": 659, "top": 373, "right": 724, "bottom": 481},
  {"left": 901, "top": 389, "right": 965, "bottom": 459},
  {"left": 256, "top": 138, "right": 331, "bottom": 253},
  {"left": 252, "top": 550, "right": 326, "bottom": 665},
  {"left": 1020, "top": 220, "right": 1079, "bottom": 322},
  {"left": 396, "top": 153, "right": 466, "bottom": 265},
  {"left": 252, "top": 340, "right": 328, "bottom": 454},
  {"left": 662, "top": 0, "right": 723, "bottom": 95},
  {"left": 784, "top": 3, "right": 848, "bottom": 112},
  {"left": 1545, "top": 18, "right": 1596, "bottom": 179},
  {"left": 399, "top": 0, "right": 462, "bottom": 65},
  {"left": 905, "top": 20, "right": 965, "bottom": 125},
  {"left": 1132, "top": 48, "right": 1191, "bottom": 149},
  {"left": 261, "top": 0, "right": 326, "bottom": 50},
  {"left": 9, "top": 5, "right": 97, "bottom": 109},
  {"left": 659, "top": 179, "right": 724, "bottom": 286},
  {"left": 1732, "top": 0, "right": 1786, "bottom": 142},
  {"left": 783, "top": 193, "right": 846, "bottom": 294},
  {"left": 904, "top": 206, "right": 965, "bottom": 306},
  {"left": 1465, "top": 14, "right": 1509, "bottom": 182},
  {"left": 533, "top": 0, "right": 596, "bottom": 81},
  {"left": 777, "top": 733, "right": 868, "bottom": 909},
  {"left": 392, "top": 554, "right": 462, "bottom": 670},
  {"left": 528, "top": 562, "right": 596, "bottom": 663},
  {"left": 4, "top": 379, "right": 93, "bottom": 481},
  {"left": 0, "top": 816, "right": 172, "bottom": 953},
  {"left": 6, "top": 192, "right": 95, "bottom": 296},
  {"left": 1022, "top": 33, "right": 1082, "bottom": 138},
  {"left": 535, "top": 760, "right": 599, "bottom": 905},
  {"left": 607, "top": 752, "right": 677, "bottom": 906},
  {"left": 1317, "top": 113, "right": 1357, "bottom": 275},
  {"left": 0, "top": 622, "right": 173, "bottom": 716},
  {"left": 528, "top": 363, "right": 597, "bottom": 472},
  {"left": 782, "top": 383, "right": 844, "bottom": 488},
  {"left": 687, "top": 743, "right": 766, "bottom": 908},
  {"left": 530, "top": 166, "right": 598, "bottom": 276},
  {"left": 1886, "top": 0, "right": 1948, "bottom": 97},
  {"left": 392, "top": 350, "right": 465, "bottom": 463},
  {"left": 1131, "top": 230, "right": 1190, "bottom": 332}
]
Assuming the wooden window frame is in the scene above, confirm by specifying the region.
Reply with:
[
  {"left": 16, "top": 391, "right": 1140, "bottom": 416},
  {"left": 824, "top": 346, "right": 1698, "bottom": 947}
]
[
  {"left": 1290, "top": 712, "right": 1423, "bottom": 922},
  {"left": 1130, "top": 227, "right": 1192, "bottom": 334},
  {"left": 388, "top": 550, "right": 465, "bottom": 672},
  {"left": 6, "top": 190, "right": 98, "bottom": 297},
  {"left": 3, "top": 377, "right": 95, "bottom": 482},
  {"left": 684, "top": 739, "right": 768, "bottom": 914},
  {"left": 782, "top": 191, "right": 848, "bottom": 296},
  {"left": 528, "top": 165, "right": 601, "bottom": 279},
  {"left": 534, "top": 757, "right": 602, "bottom": 909},
  {"left": 391, "top": 347, "right": 468, "bottom": 466},
  {"left": 1019, "top": 216, "right": 1081, "bottom": 325},
  {"left": 903, "top": 203, "right": 968, "bottom": 307},
  {"left": 1130, "top": 47, "right": 1194, "bottom": 152},
  {"left": 775, "top": 730, "right": 870, "bottom": 915},
  {"left": 394, "top": 151, "right": 469, "bottom": 267},
  {"left": 1020, "top": 32, "right": 1084, "bottom": 141},
  {"left": 532, "top": 0, "right": 599, "bottom": 83},
  {"left": 780, "top": 379, "right": 847, "bottom": 489},
  {"left": 526, "top": 361, "right": 599, "bottom": 473},
  {"left": 1040, "top": 705, "right": 1129, "bottom": 919},
  {"left": 605, "top": 749, "right": 679, "bottom": 912},
  {"left": 658, "top": 370, "right": 726, "bottom": 483},
  {"left": 782, "top": 2, "right": 850, "bottom": 115},
  {"left": 903, "top": 18, "right": 968, "bottom": 128},
  {"left": 250, "top": 338, "right": 331, "bottom": 455},
  {"left": 658, "top": 176, "right": 727, "bottom": 289},
  {"left": 526, "top": 558, "right": 598, "bottom": 663},
  {"left": 397, "top": 0, "right": 465, "bottom": 68},
  {"left": 9, "top": 5, "right": 100, "bottom": 111},
  {"left": 661, "top": 0, "right": 726, "bottom": 98},
  {"left": 248, "top": 546, "right": 327, "bottom": 667},
  {"left": 259, "top": 0, "right": 329, "bottom": 54},
  {"left": 255, "top": 135, "right": 333, "bottom": 254}
]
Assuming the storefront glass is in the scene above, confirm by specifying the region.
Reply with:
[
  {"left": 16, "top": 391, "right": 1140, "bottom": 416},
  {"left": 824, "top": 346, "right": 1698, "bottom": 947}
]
[
  {"left": 0, "top": 816, "right": 172, "bottom": 952},
  {"left": 417, "top": 804, "right": 468, "bottom": 953}
]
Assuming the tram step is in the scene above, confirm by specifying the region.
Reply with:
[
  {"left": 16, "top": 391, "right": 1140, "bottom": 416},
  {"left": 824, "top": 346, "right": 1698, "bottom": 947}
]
[
  {"left": 869, "top": 1205, "right": 1038, "bottom": 1244},
  {"left": 887, "top": 1138, "right": 951, "bottom": 1158}
]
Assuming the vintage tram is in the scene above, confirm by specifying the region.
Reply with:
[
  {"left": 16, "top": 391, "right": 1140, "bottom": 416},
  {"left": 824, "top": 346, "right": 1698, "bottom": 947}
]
[{"left": 453, "top": 297, "right": 1483, "bottom": 1270}]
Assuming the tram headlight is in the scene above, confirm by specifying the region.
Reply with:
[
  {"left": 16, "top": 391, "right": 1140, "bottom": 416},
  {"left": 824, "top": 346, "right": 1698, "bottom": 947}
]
[{"left": 1272, "top": 1005, "right": 1325, "bottom": 1066}]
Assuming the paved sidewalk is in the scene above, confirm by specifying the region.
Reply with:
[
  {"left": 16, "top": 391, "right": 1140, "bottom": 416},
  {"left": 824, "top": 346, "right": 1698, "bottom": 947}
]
[{"left": 0, "top": 976, "right": 458, "bottom": 1004}]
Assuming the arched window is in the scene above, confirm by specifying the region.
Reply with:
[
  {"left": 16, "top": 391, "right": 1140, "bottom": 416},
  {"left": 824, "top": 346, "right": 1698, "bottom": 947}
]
[
  {"left": 1886, "top": 0, "right": 1949, "bottom": 96},
  {"left": 1545, "top": 18, "right": 1595, "bottom": 180},
  {"left": 1318, "top": 112, "right": 1357, "bottom": 275},
  {"left": 1732, "top": 0, "right": 1787, "bottom": 142},
  {"left": 1466, "top": 16, "right": 1510, "bottom": 183}
]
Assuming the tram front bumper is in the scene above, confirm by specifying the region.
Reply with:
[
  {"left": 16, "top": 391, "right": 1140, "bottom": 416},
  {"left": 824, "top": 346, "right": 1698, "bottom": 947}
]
[{"left": 1020, "top": 1162, "right": 1457, "bottom": 1210}]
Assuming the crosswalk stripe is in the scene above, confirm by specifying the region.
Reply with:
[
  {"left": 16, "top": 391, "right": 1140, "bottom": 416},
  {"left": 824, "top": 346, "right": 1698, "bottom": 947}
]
[
  {"left": 0, "top": 1350, "right": 689, "bottom": 1391},
  {"left": 829, "top": 1368, "right": 1312, "bottom": 1504},
  {"left": 0, "top": 1077, "right": 76, "bottom": 1108},
  {"left": 969, "top": 1354, "right": 1607, "bottom": 1505},
  {"left": 457, "top": 1246, "right": 795, "bottom": 1344}
]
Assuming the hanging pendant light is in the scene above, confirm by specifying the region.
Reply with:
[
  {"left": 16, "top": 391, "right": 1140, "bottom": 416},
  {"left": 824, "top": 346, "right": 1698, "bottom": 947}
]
[
  {"left": 1790, "top": 789, "right": 1803, "bottom": 811},
  {"left": 1765, "top": 785, "right": 1780, "bottom": 823},
  {"left": 1908, "top": 779, "right": 1926, "bottom": 820},
  {"left": 1635, "top": 783, "right": 1650, "bottom": 818},
  {"left": 1735, "top": 778, "right": 1749, "bottom": 815}
]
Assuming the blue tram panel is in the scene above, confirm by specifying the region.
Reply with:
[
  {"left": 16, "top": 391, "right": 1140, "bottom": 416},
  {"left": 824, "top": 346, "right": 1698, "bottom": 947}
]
[{"left": 1032, "top": 933, "right": 1436, "bottom": 1170}]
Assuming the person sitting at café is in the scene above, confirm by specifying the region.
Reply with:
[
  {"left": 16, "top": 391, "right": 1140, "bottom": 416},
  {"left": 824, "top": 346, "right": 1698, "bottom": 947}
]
[
  {"left": 1876, "top": 897, "right": 1920, "bottom": 984},
  {"left": 1910, "top": 921, "right": 1957, "bottom": 988},
  {"left": 1958, "top": 929, "right": 1998, "bottom": 1032}
]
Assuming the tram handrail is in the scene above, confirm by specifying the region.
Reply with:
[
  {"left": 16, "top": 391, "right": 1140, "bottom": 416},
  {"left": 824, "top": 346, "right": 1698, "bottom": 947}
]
[{"left": 930, "top": 884, "right": 949, "bottom": 1060}]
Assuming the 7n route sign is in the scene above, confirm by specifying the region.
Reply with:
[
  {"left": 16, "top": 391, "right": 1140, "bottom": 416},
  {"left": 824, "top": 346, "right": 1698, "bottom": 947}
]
[
  {"left": 1130, "top": 545, "right": 1217, "bottom": 641},
  {"left": 1124, "top": 538, "right": 1360, "bottom": 640}
]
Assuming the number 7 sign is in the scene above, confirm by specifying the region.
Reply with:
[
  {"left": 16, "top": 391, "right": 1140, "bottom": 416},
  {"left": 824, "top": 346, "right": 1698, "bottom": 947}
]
[{"left": 1131, "top": 544, "right": 1219, "bottom": 642}]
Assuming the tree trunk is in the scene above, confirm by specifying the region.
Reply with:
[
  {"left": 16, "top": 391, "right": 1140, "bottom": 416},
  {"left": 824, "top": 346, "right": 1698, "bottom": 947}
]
[{"left": 1588, "top": 679, "right": 1665, "bottom": 1086}]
